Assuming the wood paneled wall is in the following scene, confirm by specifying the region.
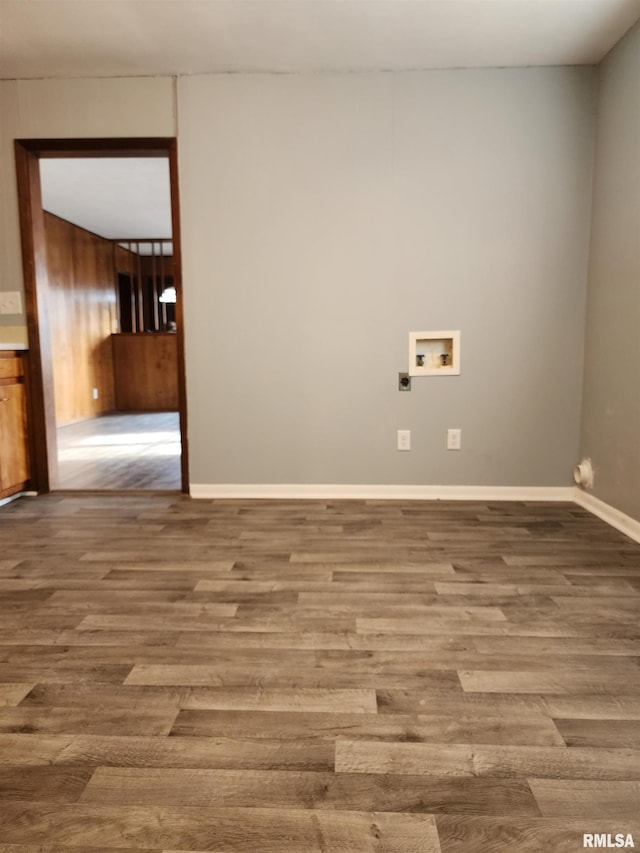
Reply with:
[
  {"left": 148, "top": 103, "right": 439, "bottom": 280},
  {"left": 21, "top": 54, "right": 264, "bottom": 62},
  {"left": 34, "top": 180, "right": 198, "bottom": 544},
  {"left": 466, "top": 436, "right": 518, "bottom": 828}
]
[
  {"left": 44, "top": 212, "right": 117, "bottom": 425},
  {"left": 112, "top": 333, "right": 179, "bottom": 411}
]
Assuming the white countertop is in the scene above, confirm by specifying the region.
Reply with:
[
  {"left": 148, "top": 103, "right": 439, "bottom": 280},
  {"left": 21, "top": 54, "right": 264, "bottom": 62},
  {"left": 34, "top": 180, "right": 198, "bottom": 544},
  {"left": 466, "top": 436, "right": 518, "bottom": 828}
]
[{"left": 0, "top": 343, "right": 28, "bottom": 350}]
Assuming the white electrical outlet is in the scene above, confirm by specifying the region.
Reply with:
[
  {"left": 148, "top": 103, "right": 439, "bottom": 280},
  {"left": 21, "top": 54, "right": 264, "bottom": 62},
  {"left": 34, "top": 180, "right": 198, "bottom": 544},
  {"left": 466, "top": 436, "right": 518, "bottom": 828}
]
[
  {"left": 92, "top": 388, "right": 99, "bottom": 400},
  {"left": 397, "top": 429, "right": 411, "bottom": 451},
  {"left": 447, "top": 428, "right": 461, "bottom": 450},
  {"left": 0, "top": 291, "right": 23, "bottom": 315}
]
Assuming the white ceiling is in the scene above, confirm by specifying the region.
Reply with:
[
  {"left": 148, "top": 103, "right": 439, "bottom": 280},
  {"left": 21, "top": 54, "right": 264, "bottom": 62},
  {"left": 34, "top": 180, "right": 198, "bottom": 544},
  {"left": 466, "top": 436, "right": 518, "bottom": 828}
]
[
  {"left": 39, "top": 158, "right": 172, "bottom": 248},
  {"left": 1, "top": 0, "right": 639, "bottom": 78}
]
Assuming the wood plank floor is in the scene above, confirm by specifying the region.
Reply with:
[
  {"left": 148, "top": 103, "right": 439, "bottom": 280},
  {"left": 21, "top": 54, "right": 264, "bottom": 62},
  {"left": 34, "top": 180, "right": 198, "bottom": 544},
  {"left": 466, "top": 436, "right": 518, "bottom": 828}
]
[
  {"left": 56, "top": 412, "right": 181, "bottom": 490},
  {"left": 0, "top": 494, "right": 639, "bottom": 852}
]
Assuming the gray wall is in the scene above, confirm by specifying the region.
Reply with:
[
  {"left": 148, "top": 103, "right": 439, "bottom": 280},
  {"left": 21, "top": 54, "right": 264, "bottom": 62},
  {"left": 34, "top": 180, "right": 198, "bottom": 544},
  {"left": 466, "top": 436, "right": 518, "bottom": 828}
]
[
  {"left": 0, "top": 68, "right": 599, "bottom": 489},
  {"left": 179, "top": 68, "right": 596, "bottom": 486},
  {"left": 580, "top": 21, "right": 640, "bottom": 521},
  {"left": 0, "top": 81, "right": 25, "bottom": 341}
]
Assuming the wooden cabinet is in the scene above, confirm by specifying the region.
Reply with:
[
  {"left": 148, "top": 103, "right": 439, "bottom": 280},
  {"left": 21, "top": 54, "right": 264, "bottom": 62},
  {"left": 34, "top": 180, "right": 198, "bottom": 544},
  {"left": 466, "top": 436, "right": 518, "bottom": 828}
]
[{"left": 0, "top": 352, "right": 31, "bottom": 499}]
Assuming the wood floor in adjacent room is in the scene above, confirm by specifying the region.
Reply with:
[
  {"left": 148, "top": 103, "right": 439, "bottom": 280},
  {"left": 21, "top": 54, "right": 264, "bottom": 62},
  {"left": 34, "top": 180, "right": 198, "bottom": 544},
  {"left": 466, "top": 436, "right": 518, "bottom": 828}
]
[
  {"left": 0, "top": 495, "right": 639, "bottom": 852},
  {"left": 56, "top": 412, "right": 181, "bottom": 490}
]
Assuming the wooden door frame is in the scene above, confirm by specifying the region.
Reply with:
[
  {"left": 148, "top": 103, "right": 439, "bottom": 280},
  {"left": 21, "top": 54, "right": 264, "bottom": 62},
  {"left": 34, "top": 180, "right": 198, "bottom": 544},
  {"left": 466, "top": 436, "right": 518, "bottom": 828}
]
[{"left": 14, "top": 137, "right": 189, "bottom": 494}]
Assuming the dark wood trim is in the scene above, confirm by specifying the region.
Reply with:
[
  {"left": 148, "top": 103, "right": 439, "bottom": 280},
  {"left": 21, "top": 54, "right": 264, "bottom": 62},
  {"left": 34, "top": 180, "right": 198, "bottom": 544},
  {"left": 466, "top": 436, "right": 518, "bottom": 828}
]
[
  {"left": 112, "top": 242, "right": 121, "bottom": 336},
  {"left": 109, "top": 237, "right": 172, "bottom": 243},
  {"left": 160, "top": 243, "right": 168, "bottom": 327},
  {"left": 14, "top": 137, "right": 190, "bottom": 495},
  {"left": 15, "top": 138, "right": 177, "bottom": 158},
  {"left": 21, "top": 351, "right": 37, "bottom": 493},
  {"left": 168, "top": 139, "right": 190, "bottom": 494},
  {"left": 136, "top": 243, "right": 144, "bottom": 332},
  {"left": 151, "top": 246, "right": 159, "bottom": 331},
  {"left": 14, "top": 142, "right": 58, "bottom": 492},
  {"left": 112, "top": 331, "right": 177, "bottom": 337}
]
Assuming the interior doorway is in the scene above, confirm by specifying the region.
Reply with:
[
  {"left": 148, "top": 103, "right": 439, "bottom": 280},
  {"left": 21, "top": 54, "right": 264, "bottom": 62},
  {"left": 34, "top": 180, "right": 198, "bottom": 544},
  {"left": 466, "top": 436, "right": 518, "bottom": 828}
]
[{"left": 14, "top": 138, "right": 189, "bottom": 493}]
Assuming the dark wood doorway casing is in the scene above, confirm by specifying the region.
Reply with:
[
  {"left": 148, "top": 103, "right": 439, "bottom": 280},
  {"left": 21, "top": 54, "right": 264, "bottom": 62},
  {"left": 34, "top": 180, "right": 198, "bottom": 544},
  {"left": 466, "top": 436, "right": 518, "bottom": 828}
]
[{"left": 14, "top": 138, "right": 189, "bottom": 494}]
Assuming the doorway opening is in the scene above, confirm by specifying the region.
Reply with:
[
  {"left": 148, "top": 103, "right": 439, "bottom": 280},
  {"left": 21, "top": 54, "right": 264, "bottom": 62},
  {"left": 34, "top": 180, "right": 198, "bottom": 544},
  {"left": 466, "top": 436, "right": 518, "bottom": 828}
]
[{"left": 15, "top": 139, "right": 189, "bottom": 493}]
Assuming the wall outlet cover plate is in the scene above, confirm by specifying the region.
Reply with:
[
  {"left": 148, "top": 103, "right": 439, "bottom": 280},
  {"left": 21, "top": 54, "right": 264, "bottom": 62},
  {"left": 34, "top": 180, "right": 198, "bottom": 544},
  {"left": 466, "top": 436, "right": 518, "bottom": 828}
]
[
  {"left": 0, "top": 291, "right": 23, "bottom": 315},
  {"left": 398, "top": 372, "right": 411, "bottom": 391}
]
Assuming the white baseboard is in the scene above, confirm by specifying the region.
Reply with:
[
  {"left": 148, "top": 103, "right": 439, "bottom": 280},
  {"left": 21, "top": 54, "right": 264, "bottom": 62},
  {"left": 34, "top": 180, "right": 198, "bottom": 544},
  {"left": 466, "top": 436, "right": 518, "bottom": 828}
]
[
  {"left": 0, "top": 491, "right": 32, "bottom": 509},
  {"left": 8, "top": 484, "right": 638, "bottom": 545},
  {"left": 573, "top": 488, "right": 640, "bottom": 545},
  {"left": 190, "top": 483, "right": 574, "bottom": 501}
]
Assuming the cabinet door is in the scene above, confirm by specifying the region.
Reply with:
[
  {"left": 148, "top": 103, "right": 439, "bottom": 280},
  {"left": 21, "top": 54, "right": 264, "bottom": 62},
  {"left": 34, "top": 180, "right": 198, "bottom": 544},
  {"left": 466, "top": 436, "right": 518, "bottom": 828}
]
[{"left": 0, "top": 382, "right": 30, "bottom": 492}]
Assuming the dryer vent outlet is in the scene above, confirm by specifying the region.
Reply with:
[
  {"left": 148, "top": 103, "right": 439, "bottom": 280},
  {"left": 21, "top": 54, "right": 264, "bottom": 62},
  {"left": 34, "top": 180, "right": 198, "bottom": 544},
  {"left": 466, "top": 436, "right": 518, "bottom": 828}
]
[{"left": 574, "top": 458, "right": 594, "bottom": 489}]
